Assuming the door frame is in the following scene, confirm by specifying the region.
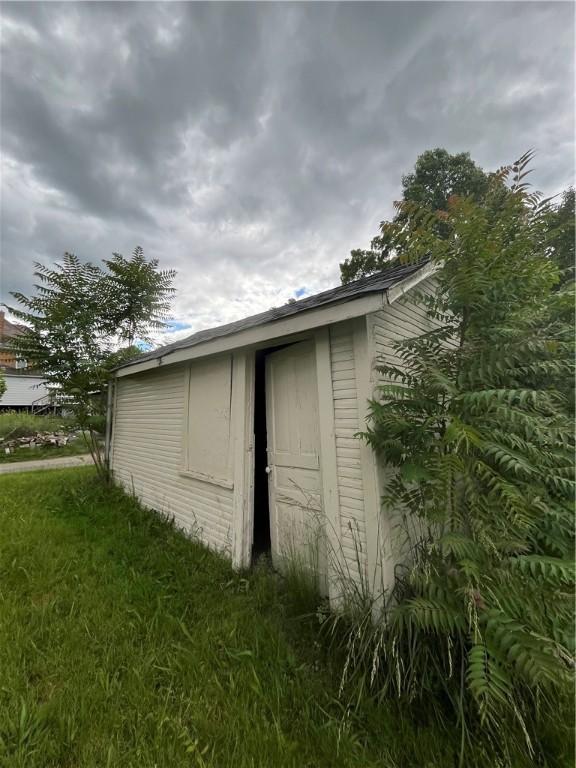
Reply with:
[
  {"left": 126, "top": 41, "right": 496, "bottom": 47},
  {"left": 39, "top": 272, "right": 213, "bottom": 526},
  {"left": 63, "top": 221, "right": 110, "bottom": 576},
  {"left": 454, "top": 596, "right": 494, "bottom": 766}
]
[
  {"left": 313, "top": 327, "right": 343, "bottom": 603},
  {"left": 232, "top": 327, "right": 340, "bottom": 598},
  {"left": 264, "top": 337, "right": 322, "bottom": 576}
]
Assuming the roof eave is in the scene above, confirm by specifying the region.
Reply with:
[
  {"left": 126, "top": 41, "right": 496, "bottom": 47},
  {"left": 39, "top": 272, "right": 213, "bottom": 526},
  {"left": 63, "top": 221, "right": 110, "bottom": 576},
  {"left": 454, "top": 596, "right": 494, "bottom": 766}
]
[
  {"left": 114, "top": 261, "right": 437, "bottom": 379},
  {"left": 114, "top": 290, "right": 385, "bottom": 378},
  {"left": 385, "top": 260, "right": 438, "bottom": 304}
]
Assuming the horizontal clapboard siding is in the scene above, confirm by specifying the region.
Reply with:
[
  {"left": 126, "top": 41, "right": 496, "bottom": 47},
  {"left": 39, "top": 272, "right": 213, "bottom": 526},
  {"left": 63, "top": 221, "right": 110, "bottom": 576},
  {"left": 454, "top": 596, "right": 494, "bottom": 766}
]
[
  {"left": 111, "top": 364, "right": 234, "bottom": 554},
  {"left": 329, "top": 322, "right": 368, "bottom": 583},
  {"left": 369, "top": 278, "right": 439, "bottom": 382},
  {"left": 365, "top": 278, "right": 445, "bottom": 591},
  {"left": 1, "top": 375, "right": 48, "bottom": 407}
]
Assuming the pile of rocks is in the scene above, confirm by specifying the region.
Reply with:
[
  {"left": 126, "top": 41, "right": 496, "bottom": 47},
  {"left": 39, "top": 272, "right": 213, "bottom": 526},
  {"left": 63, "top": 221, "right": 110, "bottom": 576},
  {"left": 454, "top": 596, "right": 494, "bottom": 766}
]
[{"left": 1, "top": 430, "right": 82, "bottom": 455}]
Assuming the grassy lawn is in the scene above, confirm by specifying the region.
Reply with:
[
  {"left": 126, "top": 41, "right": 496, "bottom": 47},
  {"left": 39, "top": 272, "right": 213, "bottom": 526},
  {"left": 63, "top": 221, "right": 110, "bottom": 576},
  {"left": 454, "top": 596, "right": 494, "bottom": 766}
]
[{"left": 0, "top": 468, "right": 444, "bottom": 768}]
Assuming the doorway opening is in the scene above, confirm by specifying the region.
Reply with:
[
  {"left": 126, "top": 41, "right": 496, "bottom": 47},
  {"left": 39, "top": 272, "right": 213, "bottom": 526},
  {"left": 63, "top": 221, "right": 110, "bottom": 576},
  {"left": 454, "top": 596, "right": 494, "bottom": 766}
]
[
  {"left": 251, "top": 342, "right": 300, "bottom": 562},
  {"left": 252, "top": 349, "right": 270, "bottom": 559}
]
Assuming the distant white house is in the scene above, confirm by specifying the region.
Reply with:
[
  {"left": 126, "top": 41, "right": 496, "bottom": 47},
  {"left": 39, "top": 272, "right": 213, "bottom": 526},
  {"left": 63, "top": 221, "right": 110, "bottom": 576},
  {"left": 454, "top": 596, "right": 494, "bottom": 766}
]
[
  {"left": 0, "top": 373, "right": 49, "bottom": 409},
  {"left": 107, "top": 262, "right": 437, "bottom": 603}
]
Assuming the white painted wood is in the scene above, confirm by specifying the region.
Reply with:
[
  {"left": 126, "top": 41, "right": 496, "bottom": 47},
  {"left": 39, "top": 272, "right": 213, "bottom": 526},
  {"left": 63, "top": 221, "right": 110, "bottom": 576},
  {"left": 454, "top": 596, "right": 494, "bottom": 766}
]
[
  {"left": 385, "top": 261, "right": 438, "bottom": 304},
  {"left": 104, "top": 379, "right": 114, "bottom": 466},
  {"left": 181, "top": 354, "right": 234, "bottom": 487},
  {"left": 328, "top": 321, "right": 369, "bottom": 588},
  {"left": 366, "top": 276, "right": 441, "bottom": 592},
  {"left": 352, "top": 316, "right": 386, "bottom": 598},
  {"left": 0, "top": 375, "right": 48, "bottom": 407},
  {"left": 265, "top": 340, "right": 325, "bottom": 584},
  {"left": 231, "top": 350, "right": 255, "bottom": 569},
  {"left": 314, "top": 328, "right": 343, "bottom": 604},
  {"left": 109, "top": 373, "right": 119, "bottom": 470},
  {"left": 111, "top": 364, "right": 235, "bottom": 555}
]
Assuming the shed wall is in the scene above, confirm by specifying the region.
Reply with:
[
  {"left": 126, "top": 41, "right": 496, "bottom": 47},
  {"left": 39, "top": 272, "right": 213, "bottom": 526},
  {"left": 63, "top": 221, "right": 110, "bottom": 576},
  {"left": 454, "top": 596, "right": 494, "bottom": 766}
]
[
  {"left": 369, "top": 280, "right": 438, "bottom": 380},
  {"left": 366, "top": 278, "right": 440, "bottom": 590},
  {"left": 110, "top": 324, "right": 374, "bottom": 586},
  {"left": 111, "top": 364, "right": 234, "bottom": 554},
  {"left": 329, "top": 322, "right": 368, "bottom": 584}
]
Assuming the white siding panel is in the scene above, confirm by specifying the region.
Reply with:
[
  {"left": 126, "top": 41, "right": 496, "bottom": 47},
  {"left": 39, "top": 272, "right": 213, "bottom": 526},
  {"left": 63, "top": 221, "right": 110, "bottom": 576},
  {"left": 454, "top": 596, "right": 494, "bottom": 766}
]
[
  {"left": 366, "top": 277, "right": 441, "bottom": 591},
  {"left": 111, "top": 364, "right": 234, "bottom": 555},
  {"left": 1, "top": 375, "right": 48, "bottom": 407},
  {"left": 329, "top": 322, "right": 368, "bottom": 584},
  {"left": 369, "top": 277, "right": 438, "bottom": 382}
]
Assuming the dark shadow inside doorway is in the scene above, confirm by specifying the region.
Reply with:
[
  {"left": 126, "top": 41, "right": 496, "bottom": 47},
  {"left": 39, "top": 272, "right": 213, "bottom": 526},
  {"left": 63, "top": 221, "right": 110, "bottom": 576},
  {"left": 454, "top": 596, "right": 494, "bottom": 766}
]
[
  {"left": 251, "top": 342, "right": 301, "bottom": 562},
  {"left": 252, "top": 349, "right": 271, "bottom": 559}
]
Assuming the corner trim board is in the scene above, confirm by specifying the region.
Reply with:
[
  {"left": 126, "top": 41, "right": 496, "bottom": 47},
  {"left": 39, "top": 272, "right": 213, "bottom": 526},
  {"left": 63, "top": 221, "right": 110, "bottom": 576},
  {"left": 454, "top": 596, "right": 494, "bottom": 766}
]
[{"left": 314, "top": 327, "right": 342, "bottom": 604}]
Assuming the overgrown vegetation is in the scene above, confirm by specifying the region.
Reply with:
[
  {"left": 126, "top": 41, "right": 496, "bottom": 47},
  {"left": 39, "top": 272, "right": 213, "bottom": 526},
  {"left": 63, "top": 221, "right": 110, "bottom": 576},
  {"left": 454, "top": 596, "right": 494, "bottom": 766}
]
[
  {"left": 7, "top": 247, "right": 175, "bottom": 476},
  {"left": 330, "top": 153, "right": 575, "bottom": 766},
  {"left": 0, "top": 468, "right": 457, "bottom": 768},
  {"left": 0, "top": 411, "right": 77, "bottom": 440},
  {"left": 340, "top": 148, "right": 492, "bottom": 282},
  {"left": 340, "top": 147, "right": 574, "bottom": 287}
]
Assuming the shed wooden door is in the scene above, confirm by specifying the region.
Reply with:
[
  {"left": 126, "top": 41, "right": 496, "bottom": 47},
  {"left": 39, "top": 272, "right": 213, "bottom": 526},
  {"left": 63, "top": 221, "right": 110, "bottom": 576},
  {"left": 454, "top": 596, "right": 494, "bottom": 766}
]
[{"left": 265, "top": 340, "right": 326, "bottom": 586}]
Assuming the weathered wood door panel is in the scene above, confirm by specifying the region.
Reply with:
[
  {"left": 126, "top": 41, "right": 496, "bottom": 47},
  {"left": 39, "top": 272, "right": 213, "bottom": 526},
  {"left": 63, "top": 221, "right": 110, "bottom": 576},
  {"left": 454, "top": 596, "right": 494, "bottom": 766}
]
[{"left": 265, "top": 341, "right": 326, "bottom": 586}]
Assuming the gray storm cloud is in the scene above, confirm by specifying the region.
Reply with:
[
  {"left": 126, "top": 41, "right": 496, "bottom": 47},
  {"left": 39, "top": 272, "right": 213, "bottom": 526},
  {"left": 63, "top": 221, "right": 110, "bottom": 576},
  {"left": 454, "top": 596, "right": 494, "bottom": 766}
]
[{"left": 1, "top": 1, "right": 574, "bottom": 341}]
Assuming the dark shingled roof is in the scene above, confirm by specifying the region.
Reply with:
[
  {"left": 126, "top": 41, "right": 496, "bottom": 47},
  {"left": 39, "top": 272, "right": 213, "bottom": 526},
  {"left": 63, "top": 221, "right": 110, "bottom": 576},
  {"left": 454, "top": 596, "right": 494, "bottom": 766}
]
[{"left": 117, "top": 261, "right": 427, "bottom": 371}]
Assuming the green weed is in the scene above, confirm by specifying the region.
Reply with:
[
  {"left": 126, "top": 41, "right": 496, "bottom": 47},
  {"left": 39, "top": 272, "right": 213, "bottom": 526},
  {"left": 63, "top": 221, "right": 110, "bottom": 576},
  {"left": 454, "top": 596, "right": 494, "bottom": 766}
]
[{"left": 0, "top": 411, "right": 77, "bottom": 440}]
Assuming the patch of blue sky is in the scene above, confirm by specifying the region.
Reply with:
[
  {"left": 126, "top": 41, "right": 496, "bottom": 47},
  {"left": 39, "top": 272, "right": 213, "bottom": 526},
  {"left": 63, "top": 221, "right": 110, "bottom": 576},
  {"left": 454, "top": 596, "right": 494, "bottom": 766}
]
[
  {"left": 166, "top": 320, "right": 192, "bottom": 331},
  {"left": 294, "top": 287, "right": 307, "bottom": 298}
]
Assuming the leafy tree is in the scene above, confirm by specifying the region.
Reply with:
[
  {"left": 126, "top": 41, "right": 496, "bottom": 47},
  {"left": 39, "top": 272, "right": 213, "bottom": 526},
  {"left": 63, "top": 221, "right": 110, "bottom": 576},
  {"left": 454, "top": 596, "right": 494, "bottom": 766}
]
[
  {"left": 9, "top": 248, "right": 175, "bottom": 476},
  {"left": 401, "top": 147, "right": 490, "bottom": 210},
  {"left": 340, "top": 149, "right": 491, "bottom": 283},
  {"left": 103, "top": 246, "right": 176, "bottom": 346},
  {"left": 0, "top": 369, "right": 5, "bottom": 400},
  {"left": 544, "top": 187, "right": 575, "bottom": 284},
  {"left": 340, "top": 148, "right": 573, "bottom": 287},
  {"left": 337, "top": 154, "right": 575, "bottom": 765}
]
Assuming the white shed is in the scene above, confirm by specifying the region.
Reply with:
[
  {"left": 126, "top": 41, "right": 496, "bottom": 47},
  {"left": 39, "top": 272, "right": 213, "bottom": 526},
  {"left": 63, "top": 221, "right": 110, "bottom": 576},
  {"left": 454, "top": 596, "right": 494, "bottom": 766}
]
[
  {"left": 0, "top": 374, "right": 49, "bottom": 408},
  {"left": 108, "top": 262, "right": 436, "bottom": 601}
]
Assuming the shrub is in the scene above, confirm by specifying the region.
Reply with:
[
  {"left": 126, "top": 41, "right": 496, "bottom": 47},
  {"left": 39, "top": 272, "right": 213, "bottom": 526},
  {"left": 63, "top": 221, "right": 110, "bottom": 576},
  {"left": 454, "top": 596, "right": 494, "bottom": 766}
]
[
  {"left": 332, "top": 153, "right": 575, "bottom": 766},
  {"left": 0, "top": 411, "right": 77, "bottom": 440}
]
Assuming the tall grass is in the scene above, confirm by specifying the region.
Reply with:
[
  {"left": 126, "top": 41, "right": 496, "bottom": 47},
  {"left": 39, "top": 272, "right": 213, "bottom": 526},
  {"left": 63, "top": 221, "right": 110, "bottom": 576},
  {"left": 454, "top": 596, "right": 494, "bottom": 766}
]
[
  {"left": 317, "top": 519, "right": 574, "bottom": 768},
  {"left": 0, "top": 411, "right": 77, "bottom": 440},
  {"left": 275, "top": 491, "right": 573, "bottom": 768}
]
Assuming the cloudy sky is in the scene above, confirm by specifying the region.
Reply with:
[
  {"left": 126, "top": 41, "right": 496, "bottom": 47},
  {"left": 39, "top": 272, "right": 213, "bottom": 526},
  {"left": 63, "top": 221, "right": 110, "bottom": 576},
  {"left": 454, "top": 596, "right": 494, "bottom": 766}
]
[{"left": 1, "top": 1, "right": 574, "bottom": 342}]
